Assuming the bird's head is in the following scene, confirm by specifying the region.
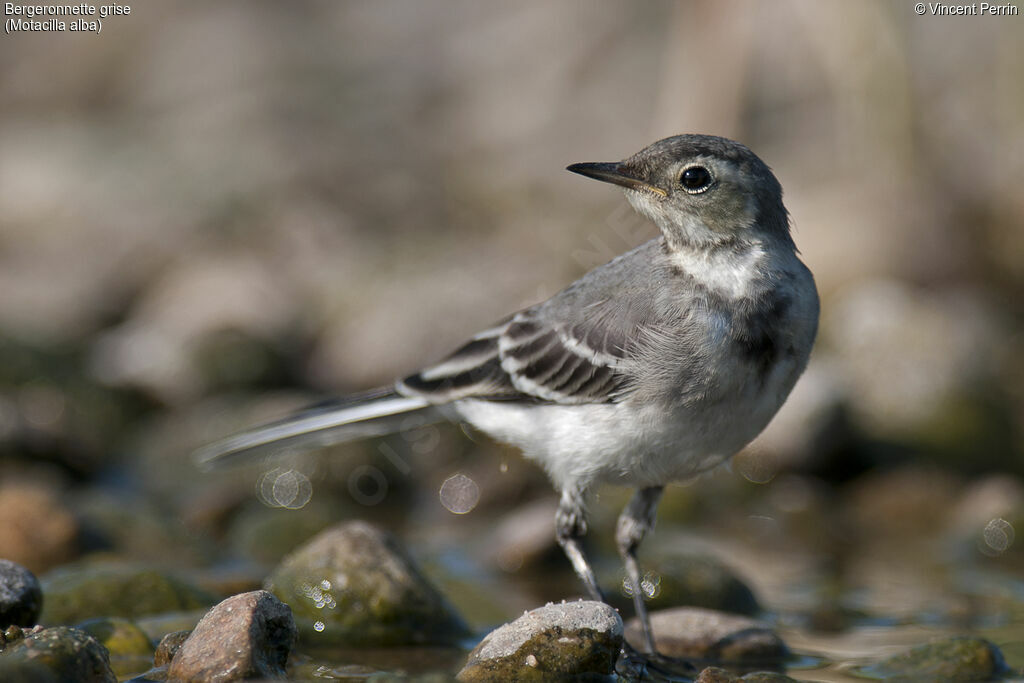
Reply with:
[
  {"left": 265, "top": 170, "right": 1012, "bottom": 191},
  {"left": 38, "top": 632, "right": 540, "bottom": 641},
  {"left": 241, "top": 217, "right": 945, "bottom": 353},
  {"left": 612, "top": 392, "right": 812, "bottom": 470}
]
[{"left": 568, "top": 134, "right": 791, "bottom": 250}]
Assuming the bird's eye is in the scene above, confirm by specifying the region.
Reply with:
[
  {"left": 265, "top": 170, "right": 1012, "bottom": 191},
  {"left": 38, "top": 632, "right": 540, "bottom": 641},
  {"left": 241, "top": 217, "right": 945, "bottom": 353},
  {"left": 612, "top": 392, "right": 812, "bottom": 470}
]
[{"left": 679, "top": 165, "right": 712, "bottom": 194}]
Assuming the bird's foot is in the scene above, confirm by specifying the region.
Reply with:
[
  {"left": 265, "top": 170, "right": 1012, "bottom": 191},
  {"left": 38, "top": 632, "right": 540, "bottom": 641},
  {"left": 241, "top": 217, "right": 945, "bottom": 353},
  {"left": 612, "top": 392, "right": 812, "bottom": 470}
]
[{"left": 616, "top": 640, "right": 697, "bottom": 682}]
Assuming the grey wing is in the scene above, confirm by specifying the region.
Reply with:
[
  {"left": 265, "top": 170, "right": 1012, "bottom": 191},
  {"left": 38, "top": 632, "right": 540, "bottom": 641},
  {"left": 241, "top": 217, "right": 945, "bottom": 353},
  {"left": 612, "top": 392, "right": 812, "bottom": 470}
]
[
  {"left": 399, "top": 297, "right": 653, "bottom": 405},
  {"left": 399, "top": 239, "right": 671, "bottom": 405}
]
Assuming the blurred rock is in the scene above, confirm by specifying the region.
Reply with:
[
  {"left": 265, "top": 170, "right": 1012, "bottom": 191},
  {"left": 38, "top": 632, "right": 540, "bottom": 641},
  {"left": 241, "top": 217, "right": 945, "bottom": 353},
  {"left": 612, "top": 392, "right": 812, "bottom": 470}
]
[
  {"left": 857, "top": 636, "right": 1007, "bottom": 681},
  {"left": 842, "top": 465, "right": 963, "bottom": 541},
  {"left": 88, "top": 254, "right": 301, "bottom": 404},
  {"left": 226, "top": 499, "right": 342, "bottom": 565},
  {"left": 743, "top": 358, "right": 856, "bottom": 477},
  {"left": 607, "top": 554, "right": 760, "bottom": 617},
  {"left": 133, "top": 610, "right": 206, "bottom": 645},
  {"left": 457, "top": 600, "right": 622, "bottom": 682},
  {"left": 153, "top": 630, "right": 189, "bottom": 667},
  {"left": 191, "top": 327, "right": 302, "bottom": 394},
  {"left": 948, "top": 474, "right": 1024, "bottom": 559},
  {"left": 912, "top": 390, "right": 1019, "bottom": 476},
  {"left": 72, "top": 491, "right": 207, "bottom": 568},
  {"left": 264, "top": 520, "right": 468, "bottom": 646},
  {"left": 0, "top": 560, "right": 42, "bottom": 627},
  {"left": 40, "top": 563, "right": 217, "bottom": 625},
  {"left": 167, "top": 590, "right": 295, "bottom": 682},
  {"left": 625, "top": 608, "right": 787, "bottom": 663},
  {"left": 0, "top": 337, "right": 150, "bottom": 480},
  {"left": 0, "top": 625, "right": 116, "bottom": 683},
  {"left": 824, "top": 280, "right": 1014, "bottom": 472},
  {"left": 75, "top": 617, "right": 154, "bottom": 680},
  {"left": 481, "top": 497, "right": 560, "bottom": 573},
  {"left": 696, "top": 667, "right": 797, "bottom": 682},
  {"left": 189, "top": 560, "right": 265, "bottom": 599},
  {"left": 0, "top": 481, "right": 80, "bottom": 574}
]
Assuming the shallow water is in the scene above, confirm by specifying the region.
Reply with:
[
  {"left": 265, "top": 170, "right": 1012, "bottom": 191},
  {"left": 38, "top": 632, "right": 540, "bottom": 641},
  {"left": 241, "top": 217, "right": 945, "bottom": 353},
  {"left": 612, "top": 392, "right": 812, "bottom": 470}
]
[{"left": 279, "top": 491, "right": 1024, "bottom": 680}]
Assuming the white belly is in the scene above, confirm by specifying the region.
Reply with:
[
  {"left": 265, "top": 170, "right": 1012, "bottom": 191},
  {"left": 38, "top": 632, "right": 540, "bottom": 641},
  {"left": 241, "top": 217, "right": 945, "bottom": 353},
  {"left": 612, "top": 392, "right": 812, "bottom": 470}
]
[{"left": 453, "top": 349, "right": 801, "bottom": 492}]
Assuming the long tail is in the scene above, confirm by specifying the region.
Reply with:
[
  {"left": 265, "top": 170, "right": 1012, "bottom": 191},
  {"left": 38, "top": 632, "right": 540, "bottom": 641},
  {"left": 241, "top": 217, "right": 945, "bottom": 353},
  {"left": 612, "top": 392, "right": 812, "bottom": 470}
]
[{"left": 193, "top": 387, "right": 439, "bottom": 470}]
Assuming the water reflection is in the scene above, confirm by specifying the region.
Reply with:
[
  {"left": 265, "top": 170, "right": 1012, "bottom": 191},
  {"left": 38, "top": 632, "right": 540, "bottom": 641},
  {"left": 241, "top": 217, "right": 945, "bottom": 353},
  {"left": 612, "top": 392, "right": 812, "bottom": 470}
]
[
  {"left": 439, "top": 473, "right": 480, "bottom": 514},
  {"left": 981, "top": 518, "right": 1014, "bottom": 556},
  {"left": 257, "top": 468, "right": 313, "bottom": 509}
]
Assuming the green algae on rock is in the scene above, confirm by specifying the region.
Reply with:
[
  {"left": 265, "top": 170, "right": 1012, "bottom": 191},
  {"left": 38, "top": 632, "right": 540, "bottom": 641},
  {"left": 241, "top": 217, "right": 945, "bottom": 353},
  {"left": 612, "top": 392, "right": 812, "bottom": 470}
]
[
  {"left": 0, "top": 625, "right": 116, "bottom": 682},
  {"left": 265, "top": 521, "right": 469, "bottom": 646},
  {"left": 75, "top": 617, "right": 154, "bottom": 679},
  {"left": 40, "top": 563, "right": 218, "bottom": 624},
  {"left": 856, "top": 636, "right": 1008, "bottom": 681},
  {"left": 695, "top": 666, "right": 798, "bottom": 682},
  {"left": 458, "top": 600, "right": 622, "bottom": 682}
]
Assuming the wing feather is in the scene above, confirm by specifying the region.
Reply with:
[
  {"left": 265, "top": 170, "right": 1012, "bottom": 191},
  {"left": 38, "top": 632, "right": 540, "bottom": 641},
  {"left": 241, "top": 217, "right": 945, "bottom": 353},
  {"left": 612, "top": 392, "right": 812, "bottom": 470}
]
[
  {"left": 399, "top": 240, "right": 667, "bottom": 405},
  {"left": 400, "top": 309, "right": 637, "bottom": 405}
]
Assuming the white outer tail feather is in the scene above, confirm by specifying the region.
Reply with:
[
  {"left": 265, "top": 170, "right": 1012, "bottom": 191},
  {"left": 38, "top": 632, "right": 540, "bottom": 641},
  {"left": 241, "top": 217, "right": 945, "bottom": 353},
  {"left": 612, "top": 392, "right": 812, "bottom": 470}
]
[{"left": 194, "top": 394, "right": 434, "bottom": 470}]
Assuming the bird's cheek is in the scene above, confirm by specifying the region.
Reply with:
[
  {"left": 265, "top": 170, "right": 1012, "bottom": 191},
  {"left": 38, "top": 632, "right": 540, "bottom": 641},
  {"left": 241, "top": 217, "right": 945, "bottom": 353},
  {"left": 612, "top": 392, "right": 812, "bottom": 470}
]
[{"left": 624, "top": 190, "right": 663, "bottom": 222}]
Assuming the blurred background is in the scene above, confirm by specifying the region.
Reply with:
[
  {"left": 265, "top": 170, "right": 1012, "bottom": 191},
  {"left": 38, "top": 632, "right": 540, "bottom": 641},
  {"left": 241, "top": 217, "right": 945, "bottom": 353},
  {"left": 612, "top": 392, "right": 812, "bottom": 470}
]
[{"left": 0, "top": 0, "right": 1022, "bottom": 676}]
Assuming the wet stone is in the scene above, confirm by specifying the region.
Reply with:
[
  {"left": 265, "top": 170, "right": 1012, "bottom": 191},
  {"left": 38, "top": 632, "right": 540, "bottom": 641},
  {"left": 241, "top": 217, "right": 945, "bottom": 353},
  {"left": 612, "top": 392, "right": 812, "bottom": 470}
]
[
  {"left": 0, "top": 625, "right": 116, "bottom": 682},
  {"left": 609, "top": 554, "right": 760, "bottom": 617},
  {"left": 0, "top": 559, "right": 43, "bottom": 627},
  {"left": 857, "top": 636, "right": 1008, "bottom": 681},
  {"left": 123, "top": 669, "right": 167, "bottom": 683},
  {"left": 40, "top": 563, "right": 217, "bottom": 624},
  {"left": 457, "top": 600, "right": 623, "bottom": 682},
  {"left": 696, "top": 667, "right": 797, "bottom": 682},
  {"left": 75, "top": 617, "right": 154, "bottom": 679},
  {"left": 3, "top": 624, "right": 26, "bottom": 643},
  {"left": 625, "top": 607, "right": 787, "bottom": 663},
  {"left": 153, "top": 629, "right": 190, "bottom": 666},
  {"left": 168, "top": 590, "right": 296, "bottom": 682},
  {"left": 265, "top": 520, "right": 469, "bottom": 646}
]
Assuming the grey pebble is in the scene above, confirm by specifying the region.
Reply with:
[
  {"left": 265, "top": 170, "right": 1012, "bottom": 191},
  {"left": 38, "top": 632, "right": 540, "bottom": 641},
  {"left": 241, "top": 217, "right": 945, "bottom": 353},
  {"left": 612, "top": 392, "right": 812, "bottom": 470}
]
[
  {"left": 0, "top": 559, "right": 43, "bottom": 627},
  {"left": 625, "top": 607, "right": 787, "bottom": 663},
  {"left": 458, "top": 600, "right": 623, "bottom": 682}
]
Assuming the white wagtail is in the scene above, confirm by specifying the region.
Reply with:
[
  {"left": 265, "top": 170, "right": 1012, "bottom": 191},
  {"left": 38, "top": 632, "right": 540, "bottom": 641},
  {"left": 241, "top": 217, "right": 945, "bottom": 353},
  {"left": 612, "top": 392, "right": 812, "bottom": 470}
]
[{"left": 196, "top": 134, "right": 819, "bottom": 658}]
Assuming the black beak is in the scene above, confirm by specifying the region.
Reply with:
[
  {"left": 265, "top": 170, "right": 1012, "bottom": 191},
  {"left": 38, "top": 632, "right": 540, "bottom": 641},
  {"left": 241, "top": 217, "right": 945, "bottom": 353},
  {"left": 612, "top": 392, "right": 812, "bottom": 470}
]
[{"left": 566, "top": 162, "right": 666, "bottom": 197}]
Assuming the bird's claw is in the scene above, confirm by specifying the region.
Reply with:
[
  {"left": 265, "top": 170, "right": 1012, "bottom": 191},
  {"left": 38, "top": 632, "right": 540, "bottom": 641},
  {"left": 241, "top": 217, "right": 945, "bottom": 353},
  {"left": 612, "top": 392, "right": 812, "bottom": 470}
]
[{"left": 616, "top": 640, "right": 697, "bottom": 681}]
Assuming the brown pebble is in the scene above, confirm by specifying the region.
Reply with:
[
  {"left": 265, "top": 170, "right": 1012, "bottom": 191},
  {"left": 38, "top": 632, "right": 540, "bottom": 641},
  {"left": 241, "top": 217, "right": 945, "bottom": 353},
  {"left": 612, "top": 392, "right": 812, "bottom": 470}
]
[
  {"left": 0, "top": 481, "right": 79, "bottom": 573},
  {"left": 153, "top": 630, "right": 190, "bottom": 667},
  {"left": 167, "top": 590, "right": 296, "bottom": 681},
  {"left": 625, "top": 607, "right": 787, "bottom": 662}
]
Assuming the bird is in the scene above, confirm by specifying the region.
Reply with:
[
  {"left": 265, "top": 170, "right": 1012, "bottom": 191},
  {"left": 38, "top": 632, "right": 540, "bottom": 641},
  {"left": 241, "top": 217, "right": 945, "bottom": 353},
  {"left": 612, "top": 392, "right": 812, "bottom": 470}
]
[{"left": 195, "top": 133, "right": 819, "bottom": 660}]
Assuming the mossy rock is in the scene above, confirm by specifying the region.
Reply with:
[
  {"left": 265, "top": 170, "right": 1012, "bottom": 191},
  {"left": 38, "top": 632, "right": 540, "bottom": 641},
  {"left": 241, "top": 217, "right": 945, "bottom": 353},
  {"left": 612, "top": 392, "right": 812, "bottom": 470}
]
[
  {"left": 458, "top": 601, "right": 622, "bottom": 682},
  {"left": 857, "top": 636, "right": 1007, "bottom": 681},
  {"left": 40, "top": 564, "right": 218, "bottom": 625},
  {"left": 0, "top": 626, "right": 116, "bottom": 682},
  {"left": 265, "top": 521, "right": 468, "bottom": 646},
  {"left": 75, "top": 617, "right": 154, "bottom": 679},
  {"left": 696, "top": 667, "right": 797, "bottom": 682}
]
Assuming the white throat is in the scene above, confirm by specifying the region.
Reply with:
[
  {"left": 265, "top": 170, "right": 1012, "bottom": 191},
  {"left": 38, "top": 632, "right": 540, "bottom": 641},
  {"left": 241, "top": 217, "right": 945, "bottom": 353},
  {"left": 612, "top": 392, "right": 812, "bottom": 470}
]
[{"left": 670, "top": 242, "right": 766, "bottom": 300}]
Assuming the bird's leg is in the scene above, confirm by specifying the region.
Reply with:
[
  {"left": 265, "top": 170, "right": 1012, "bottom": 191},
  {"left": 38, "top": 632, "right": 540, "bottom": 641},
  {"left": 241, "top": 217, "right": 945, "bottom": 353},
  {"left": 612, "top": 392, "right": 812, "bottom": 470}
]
[
  {"left": 555, "top": 488, "right": 605, "bottom": 602},
  {"left": 616, "top": 486, "right": 664, "bottom": 654}
]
